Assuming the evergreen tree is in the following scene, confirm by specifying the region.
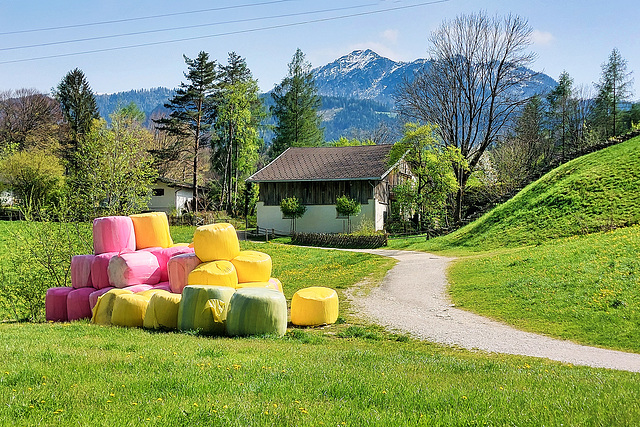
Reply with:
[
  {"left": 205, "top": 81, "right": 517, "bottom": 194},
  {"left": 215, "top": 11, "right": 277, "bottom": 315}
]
[
  {"left": 54, "top": 68, "right": 99, "bottom": 163},
  {"left": 593, "top": 48, "right": 634, "bottom": 137},
  {"left": 547, "top": 71, "right": 575, "bottom": 161},
  {"left": 154, "top": 51, "right": 219, "bottom": 212},
  {"left": 213, "top": 52, "right": 266, "bottom": 214},
  {"left": 270, "top": 48, "right": 324, "bottom": 158}
]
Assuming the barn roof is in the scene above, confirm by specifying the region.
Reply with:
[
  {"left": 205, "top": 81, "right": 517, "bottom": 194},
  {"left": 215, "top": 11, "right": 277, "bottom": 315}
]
[{"left": 246, "top": 145, "right": 395, "bottom": 182}]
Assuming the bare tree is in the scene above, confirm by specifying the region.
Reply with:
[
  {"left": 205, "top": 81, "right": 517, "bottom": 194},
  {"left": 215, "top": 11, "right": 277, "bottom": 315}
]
[
  {"left": 396, "top": 12, "right": 536, "bottom": 222},
  {"left": 0, "top": 88, "right": 63, "bottom": 154}
]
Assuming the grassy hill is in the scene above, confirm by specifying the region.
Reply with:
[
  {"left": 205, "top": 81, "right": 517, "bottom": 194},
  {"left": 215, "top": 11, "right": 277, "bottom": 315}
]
[{"left": 391, "top": 135, "right": 640, "bottom": 253}]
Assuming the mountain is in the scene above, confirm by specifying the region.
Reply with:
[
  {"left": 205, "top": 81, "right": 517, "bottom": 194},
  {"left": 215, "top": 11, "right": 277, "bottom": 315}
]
[
  {"left": 94, "top": 50, "right": 557, "bottom": 140},
  {"left": 312, "top": 49, "right": 557, "bottom": 106}
]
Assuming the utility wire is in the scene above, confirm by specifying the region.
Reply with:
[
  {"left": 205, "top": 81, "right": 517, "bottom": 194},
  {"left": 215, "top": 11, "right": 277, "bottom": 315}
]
[
  {"left": 0, "top": 3, "right": 376, "bottom": 52},
  {"left": 0, "top": 0, "right": 450, "bottom": 65},
  {"left": 0, "top": 0, "right": 294, "bottom": 36}
]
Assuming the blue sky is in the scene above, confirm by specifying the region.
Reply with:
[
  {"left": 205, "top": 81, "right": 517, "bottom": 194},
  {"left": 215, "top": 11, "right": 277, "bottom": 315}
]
[{"left": 0, "top": 0, "right": 638, "bottom": 98}]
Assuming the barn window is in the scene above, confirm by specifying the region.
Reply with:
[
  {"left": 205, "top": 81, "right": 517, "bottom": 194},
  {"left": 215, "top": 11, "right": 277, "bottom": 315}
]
[{"left": 152, "top": 188, "right": 165, "bottom": 197}]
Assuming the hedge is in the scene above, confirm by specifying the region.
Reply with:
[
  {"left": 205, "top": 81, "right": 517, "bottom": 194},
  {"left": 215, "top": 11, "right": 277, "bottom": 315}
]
[{"left": 291, "top": 232, "right": 387, "bottom": 249}]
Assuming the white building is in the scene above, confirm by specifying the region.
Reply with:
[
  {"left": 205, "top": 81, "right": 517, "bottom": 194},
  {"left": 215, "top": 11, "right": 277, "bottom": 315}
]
[{"left": 147, "top": 178, "right": 196, "bottom": 215}]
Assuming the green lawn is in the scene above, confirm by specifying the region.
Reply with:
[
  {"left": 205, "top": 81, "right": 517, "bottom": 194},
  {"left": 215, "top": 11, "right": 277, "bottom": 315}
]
[{"left": 1, "top": 322, "right": 638, "bottom": 426}]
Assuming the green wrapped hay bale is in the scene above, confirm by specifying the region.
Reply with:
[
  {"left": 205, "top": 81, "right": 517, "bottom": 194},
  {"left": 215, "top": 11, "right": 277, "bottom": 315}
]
[
  {"left": 177, "top": 285, "right": 235, "bottom": 335},
  {"left": 226, "top": 288, "right": 287, "bottom": 337}
]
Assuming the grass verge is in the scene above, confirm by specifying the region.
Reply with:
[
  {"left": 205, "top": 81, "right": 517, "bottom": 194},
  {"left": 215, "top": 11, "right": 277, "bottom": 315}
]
[
  {"left": 1, "top": 322, "right": 638, "bottom": 426},
  {"left": 448, "top": 225, "right": 640, "bottom": 353}
]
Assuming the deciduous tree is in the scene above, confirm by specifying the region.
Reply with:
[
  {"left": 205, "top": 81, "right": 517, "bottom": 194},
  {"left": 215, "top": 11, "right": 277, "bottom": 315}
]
[{"left": 396, "top": 12, "right": 536, "bottom": 222}]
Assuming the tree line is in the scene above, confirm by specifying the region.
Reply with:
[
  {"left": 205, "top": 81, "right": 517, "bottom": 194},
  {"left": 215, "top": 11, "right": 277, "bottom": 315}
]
[{"left": 0, "top": 11, "right": 637, "bottom": 231}]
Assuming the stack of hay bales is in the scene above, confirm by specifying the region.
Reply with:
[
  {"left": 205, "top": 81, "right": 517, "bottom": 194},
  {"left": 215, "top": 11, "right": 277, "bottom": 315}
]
[{"left": 45, "top": 212, "right": 192, "bottom": 322}]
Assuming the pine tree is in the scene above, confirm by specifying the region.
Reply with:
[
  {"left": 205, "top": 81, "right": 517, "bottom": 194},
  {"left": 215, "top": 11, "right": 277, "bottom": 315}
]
[
  {"left": 270, "top": 48, "right": 324, "bottom": 158},
  {"left": 593, "top": 48, "right": 634, "bottom": 137},
  {"left": 154, "top": 51, "right": 219, "bottom": 212},
  {"left": 547, "top": 71, "right": 575, "bottom": 161}
]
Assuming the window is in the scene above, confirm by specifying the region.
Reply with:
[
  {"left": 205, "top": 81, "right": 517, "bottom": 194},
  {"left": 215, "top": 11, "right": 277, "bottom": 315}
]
[{"left": 152, "top": 188, "right": 165, "bottom": 197}]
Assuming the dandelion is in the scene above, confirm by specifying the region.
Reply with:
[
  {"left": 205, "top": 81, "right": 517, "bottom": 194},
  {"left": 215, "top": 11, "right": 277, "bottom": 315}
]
[
  {"left": 156, "top": 398, "right": 163, "bottom": 402},
  {"left": 462, "top": 396, "right": 468, "bottom": 400},
  {"left": 29, "top": 405, "right": 34, "bottom": 409},
  {"left": 131, "top": 402, "right": 138, "bottom": 406},
  {"left": 193, "top": 403, "right": 198, "bottom": 407},
  {"left": 110, "top": 393, "right": 115, "bottom": 397},
  {"left": 107, "top": 400, "right": 112, "bottom": 403},
  {"left": 382, "top": 390, "right": 387, "bottom": 394},
  {"left": 273, "top": 403, "right": 278, "bottom": 408},
  {"left": 223, "top": 405, "right": 228, "bottom": 409}
]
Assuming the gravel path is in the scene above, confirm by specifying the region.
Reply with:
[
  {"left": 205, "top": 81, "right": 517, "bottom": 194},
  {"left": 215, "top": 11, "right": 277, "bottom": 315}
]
[{"left": 348, "top": 249, "right": 640, "bottom": 373}]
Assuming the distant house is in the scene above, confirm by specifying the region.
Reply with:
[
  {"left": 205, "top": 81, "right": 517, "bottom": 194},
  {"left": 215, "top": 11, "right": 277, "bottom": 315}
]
[
  {"left": 147, "top": 177, "right": 197, "bottom": 215},
  {"left": 246, "top": 145, "right": 413, "bottom": 233}
]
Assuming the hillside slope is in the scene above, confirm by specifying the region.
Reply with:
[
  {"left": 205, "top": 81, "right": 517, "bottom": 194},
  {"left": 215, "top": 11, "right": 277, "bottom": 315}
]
[{"left": 406, "top": 136, "right": 640, "bottom": 251}]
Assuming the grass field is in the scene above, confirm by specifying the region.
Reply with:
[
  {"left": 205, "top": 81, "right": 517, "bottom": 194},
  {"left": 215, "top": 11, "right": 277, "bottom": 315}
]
[
  {"left": 1, "top": 322, "right": 639, "bottom": 426},
  {"left": 389, "top": 136, "right": 640, "bottom": 254}
]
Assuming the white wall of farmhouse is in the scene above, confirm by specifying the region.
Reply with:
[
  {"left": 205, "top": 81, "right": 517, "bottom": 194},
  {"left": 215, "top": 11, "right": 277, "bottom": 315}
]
[
  {"left": 147, "top": 182, "right": 193, "bottom": 215},
  {"left": 255, "top": 199, "right": 386, "bottom": 234}
]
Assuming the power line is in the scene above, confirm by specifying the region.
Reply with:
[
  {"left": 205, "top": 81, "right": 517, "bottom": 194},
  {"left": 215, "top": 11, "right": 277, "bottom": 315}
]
[
  {"left": 0, "top": 0, "right": 293, "bottom": 36},
  {"left": 0, "top": 0, "right": 450, "bottom": 66},
  {"left": 0, "top": 3, "right": 376, "bottom": 53}
]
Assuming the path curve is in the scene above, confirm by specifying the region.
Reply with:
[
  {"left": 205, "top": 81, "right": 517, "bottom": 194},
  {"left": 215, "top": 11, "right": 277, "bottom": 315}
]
[{"left": 348, "top": 249, "right": 640, "bottom": 373}]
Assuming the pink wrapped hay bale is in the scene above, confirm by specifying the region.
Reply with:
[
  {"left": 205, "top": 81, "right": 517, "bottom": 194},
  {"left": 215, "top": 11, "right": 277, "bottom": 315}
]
[
  {"left": 91, "top": 252, "right": 119, "bottom": 289},
  {"left": 146, "top": 246, "right": 195, "bottom": 282},
  {"left": 89, "top": 287, "right": 115, "bottom": 310},
  {"left": 153, "top": 281, "right": 172, "bottom": 292},
  {"left": 71, "top": 255, "right": 95, "bottom": 289},
  {"left": 167, "top": 253, "right": 202, "bottom": 294},
  {"left": 67, "top": 287, "right": 96, "bottom": 321},
  {"left": 45, "top": 287, "right": 74, "bottom": 322},
  {"left": 107, "top": 250, "right": 161, "bottom": 288},
  {"left": 93, "top": 216, "right": 136, "bottom": 255}
]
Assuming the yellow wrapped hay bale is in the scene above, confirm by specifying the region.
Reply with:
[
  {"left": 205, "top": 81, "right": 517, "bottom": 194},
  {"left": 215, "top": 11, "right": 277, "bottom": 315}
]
[
  {"left": 111, "top": 294, "right": 150, "bottom": 328},
  {"left": 177, "top": 285, "right": 236, "bottom": 335},
  {"left": 187, "top": 260, "right": 238, "bottom": 289},
  {"left": 143, "top": 291, "right": 182, "bottom": 330},
  {"left": 291, "top": 287, "right": 339, "bottom": 326},
  {"left": 91, "top": 289, "right": 133, "bottom": 326},
  {"left": 231, "top": 251, "right": 272, "bottom": 283},
  {"left": 192, "top": 223, "right": 240, "bottom": 261},
  {"left": 129, "top": 212, "right": 173, "bottom": 249},
  {"left": 236, "top": 281, "right": 280, "bottom": 292},
  {"left": 136, "top": 288, "right": 164, "bottom": 300}
]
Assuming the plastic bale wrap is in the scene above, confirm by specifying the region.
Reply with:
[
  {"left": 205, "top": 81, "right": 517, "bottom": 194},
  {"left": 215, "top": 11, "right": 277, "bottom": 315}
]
[
  {"left": 93, "top": 216, "right": 136, "bottom": 255},
  {"left": 291, "top": 287, "right": 339, "bottom": 326},
  {"left": 122, "top": 284, "right": 153, "bottom": 293},
  {"left": 91, "top": 252, "right": 119, "bottom": 289},
  {"left": 135, "top": 288, "right": 164, "bottom": 300},
  {"left": 66, "top": 287, "right": 97, "bottom": 321},
  {"left": 167, "top": 253, "right": 202, "bottom": 294},
  {"left": 187, "top": 260, "right": 238, "bottom": 289},
  {"left": 45, "top": 287, "right": 74, "bottom": 322},
  {"left": 231, "top": 251, "right": 272, "bottom": 283},
  {"left": 226, "top": 288, "right": 287, "bottom": 337},
  {"left": 236, "top": 281, "right": 280, "bottom": 292},
  {"left": 193, "top": 223, "right": 240, "bottom": 262},
  {"left": 153, "top": 281, "right": 172, "bottom": 292},
  {"left": 177, "top": 285, "right": 236, "bottom": 335},
  {"left": 129, "top": 212, "right": 173, "bottom": 249},
  {"left": 147, "top": 246, "right": 195, "bottom": 282},
  {"left": 89, "top": 287, "right": 114, "bottom": 310},
  {"left": 91, "top": 289, "right": 133, "bottom": 325},
  {"left": 107, "top": 251, "right": 161, "bottom": 288},
  {"left": 71, "top": 255, "right": 95, "bottom": 289},
  {"left": 110, "top": 294, "right": 150, "bottom": 328},
  {"left": 143, "top": 291, "right": 182, "bottom": 330}
]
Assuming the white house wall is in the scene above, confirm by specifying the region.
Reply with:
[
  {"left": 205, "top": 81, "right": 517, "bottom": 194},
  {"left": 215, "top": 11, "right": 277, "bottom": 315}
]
[
  {"left": 148, "top": 183, "right": 193, "bottom": 215},
  {"left": 256, "top": 200, "right": 381, "bottom": 234}
]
